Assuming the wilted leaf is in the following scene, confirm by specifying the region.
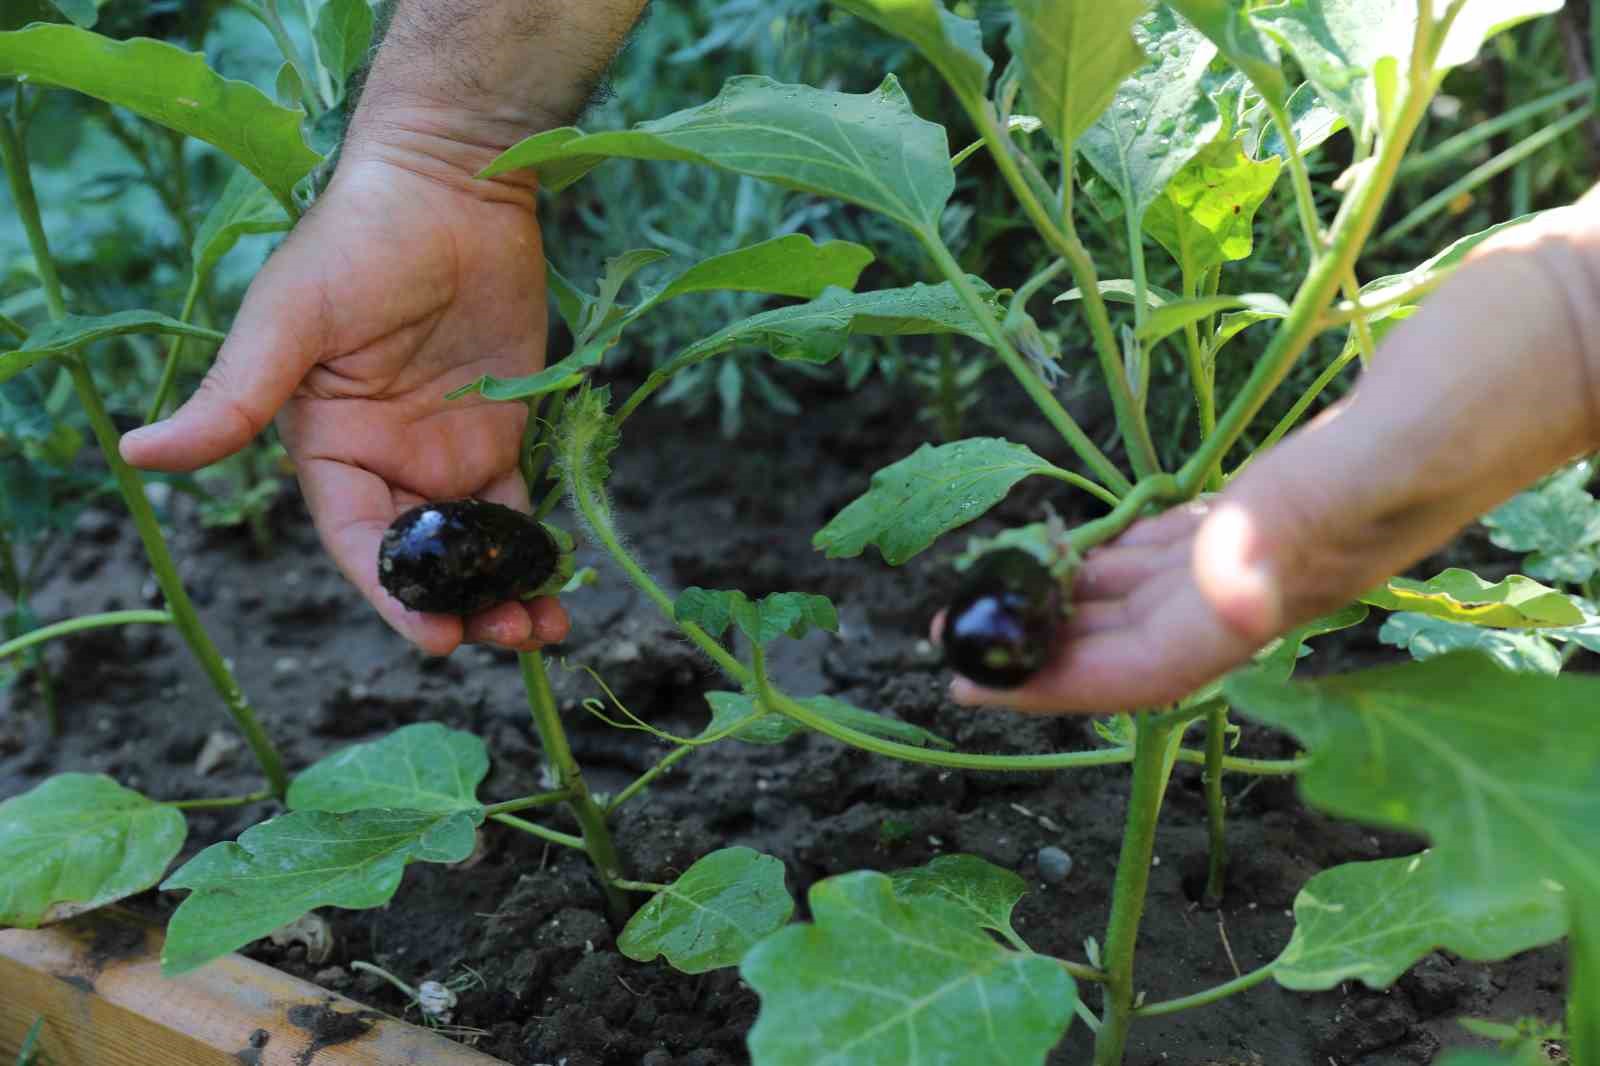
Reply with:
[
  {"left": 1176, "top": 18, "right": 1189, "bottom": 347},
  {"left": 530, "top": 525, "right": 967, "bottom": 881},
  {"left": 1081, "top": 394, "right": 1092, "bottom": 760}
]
[{"left": 1360, "top": 568, "right": 1583, "bottom": 627}]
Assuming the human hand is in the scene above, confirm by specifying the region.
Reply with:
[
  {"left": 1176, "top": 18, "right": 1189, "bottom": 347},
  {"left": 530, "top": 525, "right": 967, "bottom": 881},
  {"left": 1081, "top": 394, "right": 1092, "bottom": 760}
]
[
  {"left": 120, "top": 134, "right": 569, "bottom": 657},
  {"left": 943, "top": 202, "right": 1600, "bottom": 713}
]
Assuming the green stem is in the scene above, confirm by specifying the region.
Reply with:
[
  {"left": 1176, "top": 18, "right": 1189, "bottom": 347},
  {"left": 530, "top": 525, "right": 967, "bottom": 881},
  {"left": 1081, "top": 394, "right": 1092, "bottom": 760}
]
[
  {"left": 612, "top": 878, "right": 670, "bottom": 893},
  {"left": 1202, "top": 705, "right": 1228, "bottom": 906},
  {"left": 919, "top": 235, "right": 1133, "bottom": 495},
  {"left": 146, "top": 274, "right": 203, "bottom": 424},
  {"left": 606, "top": 743, "right": 696, "bottom": 814},
  {"left": 1176, "top": 63, "right": 1434, "bottom": 498},
  {"left": 490, "top": 812, "right": 585, "bottom": 850},
  {"left": 1319, "top": 267, "right": 1450, "bottom": 328},
  {"left": 1380, "top": 105, "right": 1593, "bottom": 250},
  {"left": 1340, "top": 271, "right": 1378, "bottom": 366},
  {"left": 236, "top": 0, "right": 323, "bottom": 116},
  {"left": 518, "top": 651, "right": 630, "bottom": 924},
  {"left": 0, "top": 114, "right": 66, "bottom": 320},
  {"left": 1093, "top": 713, "right": 1178, "bottom": 1066},
  {"left": 1398, "top": 78, "right": 1592, "bottom": 178},
  {"left": 0, "top": 609, "right": 173, "bottom": 661},
  {"left": 1131, "top": 960, "right": 1278, "bottom": 1017},
  {"left": 1249, "top": 339, "right": 1361, "bottom": 462},
  {"left": 1179, "top": 270, "right": 1219, "bottom": 492},
  {"left": 1039, "top": 466, "right": 1121, "bottom": 508},
  {"left": 348, "top": 961, "right": 420, "bottom": 1002},
  {"left": 166, "top": 788, "right": 273, "bottom": 810},
  {"left": 482, "top": 790, "right": 573, "bottom": 817},
  {"left": 1175, "top": 749, "right": 1305, "bottom": 776},
  {"left": 1061, "top": 959, "right": 1108, "bottom": 985},
  {"left": 1062, "top": 474, "right": 1182, "bottom": 554},
  {"left": 0, "top": 312, "right": 26, "bottom": 342},
  {"left": 934, "top": 334, "right": 962, "bottom": 443},
  {"left": 68, "top": 359, "right": 288, "bottom": 797},
  {"left": 1265, "top": 98, "right": 1325, "bottom": 258}
]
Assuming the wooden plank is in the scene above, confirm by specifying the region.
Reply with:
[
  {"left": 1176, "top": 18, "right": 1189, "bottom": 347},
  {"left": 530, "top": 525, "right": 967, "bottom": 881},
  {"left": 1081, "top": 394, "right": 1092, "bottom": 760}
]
[{"left": 0, "top": 909, "right": 512, "bottom": 1066}]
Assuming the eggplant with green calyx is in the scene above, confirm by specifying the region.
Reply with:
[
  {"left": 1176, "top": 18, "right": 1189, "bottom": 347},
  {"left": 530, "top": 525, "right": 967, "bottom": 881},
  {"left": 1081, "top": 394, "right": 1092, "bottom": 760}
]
[
  {"left": 378, "top": 500, "right": 573, "bottom": 615},
  {"left": 942, "top": 547, "right": 1064, "bottom": 689}
]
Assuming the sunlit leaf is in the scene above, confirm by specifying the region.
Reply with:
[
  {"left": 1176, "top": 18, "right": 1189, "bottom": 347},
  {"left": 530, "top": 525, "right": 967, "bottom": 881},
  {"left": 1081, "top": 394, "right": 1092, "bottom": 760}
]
[
  {"left": 1378, "top": 613, "right": 1562, "bottom": 675},
  {"left": 1482, "top": 480, "right": 1600, "bottom": 585},
  {"left": 1252, "top": 603, "right": 1369, "bottom": 681},
  {"left": 161, "top": 807, "right": 479, "bottom": 974},
  {"left": 0, "top": 24, "right": 320, "bottom": 206},
  {"left": 814, "top": 438, "right": 1060, "bottom": 565},
  {"left": 1276, "top": 850, "right": 1566, "bottom": 990},
  {"left": 0, "top": 774, "right": 186, "bottom": 927},
  {"left": 287, "top": 723, "right": 488, "bottom": 814},
  {"left": 1056, "top": 278, "right": 1180, "bottom": 310},
  {"left": 742, "top": 871, "right": 1076, "bottom": 1065},
  {"left": 1143, "top": 135, "right": 1283, "bottom": 277},
  {"left": 1010, "top": 0, "right": 1147, "bottom": 149},
  {"left": 620, "top": 847, "right": 794, "bottom": 974},
  {"left": 1167, "top": 0, "right": 1289, "bottom": 105},
  {"left": 1360, "top": 568, "right": 1583, "bottom": 627},
  {"left": 482, "top": 75, "right": 953, "bottom": 231}
]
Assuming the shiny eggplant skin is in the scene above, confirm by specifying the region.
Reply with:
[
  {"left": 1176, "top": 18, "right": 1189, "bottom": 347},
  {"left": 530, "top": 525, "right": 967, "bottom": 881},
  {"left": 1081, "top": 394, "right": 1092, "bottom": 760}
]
[
  {"left": 942, "top": 548, "right": 1061, "bottom": 689},
  {"left": 378, "top": 500, "right": 559, "bottom": 615}
]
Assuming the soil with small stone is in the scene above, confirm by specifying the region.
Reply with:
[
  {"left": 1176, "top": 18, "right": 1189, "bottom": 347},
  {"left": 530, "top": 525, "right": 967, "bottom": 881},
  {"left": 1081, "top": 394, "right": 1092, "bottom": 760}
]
[{"left": 0, "top": 367, "right": 1567, "bottom": 1066}]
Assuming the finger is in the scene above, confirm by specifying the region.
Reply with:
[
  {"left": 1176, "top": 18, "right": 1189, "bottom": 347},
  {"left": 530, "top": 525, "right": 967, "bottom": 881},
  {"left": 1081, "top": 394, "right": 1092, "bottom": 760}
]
[
  {"left": 298, "top": 456, "right": 466, "bottom": 657},
  {"left": 121, "top": 246, "right": 327, "bottom": 472},
  {"left": 1111, "top": 500, "right": 1208, "bottom": 548},
  {"left": 464, "top": 602, "right": 534, "bottom": 647},
  {"left": 1074, "top": 538, "right": 1190, "bottom": 602}
]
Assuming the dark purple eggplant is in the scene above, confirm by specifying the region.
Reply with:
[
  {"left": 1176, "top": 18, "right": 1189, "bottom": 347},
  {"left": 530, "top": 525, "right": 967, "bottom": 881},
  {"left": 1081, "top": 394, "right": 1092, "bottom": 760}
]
[
  {"left": 378, "top": 500, "right": 560, "bottom": 615},
  {"left": 942, "top": 548, "right": 1061, "bottom": 689}
]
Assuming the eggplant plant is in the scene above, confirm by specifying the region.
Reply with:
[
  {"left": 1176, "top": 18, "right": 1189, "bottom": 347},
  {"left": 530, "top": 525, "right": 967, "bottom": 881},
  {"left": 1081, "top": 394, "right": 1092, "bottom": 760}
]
[{"left": 1, "top": 2, "right": 1598, "bottom": 1065}]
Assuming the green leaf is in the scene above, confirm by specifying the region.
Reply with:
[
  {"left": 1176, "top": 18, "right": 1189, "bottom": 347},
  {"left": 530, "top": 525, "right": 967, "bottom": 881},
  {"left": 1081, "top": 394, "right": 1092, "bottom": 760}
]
[
  {"left": 619, "top": 847, "right": 794, "bottom": 974},
  {"left": 1225, "top": 654, "right": 1600, "bottom": 921},
  {"left": 1360, "top": 568, "right": 1584, "bottom": 627},
  {"left": 1483, "top": 480, "right": 1600, "bottom": 585},
  {"left": 274, "top": 61, "right": 304, "bottom": 108},
  {"left": 1165, "top": 0, "right": 1289, "bottom": 106},
  {"left": 191, "top": 166, "right": 291, "bottom": 283},
  {"left": 890, "top": 854, "right": 1028, "bottom": 941},
  {"left": 1360, "top": 213, "right": 1545, "bottom": 303},
  {"left": 1056, "top": 278, "right": 1180, "bottom": 310},
  {"left": 742, "top": 871, "right": 1076, "bottom": 1066},
  {"left": 1378, "top": 613, "right": 1563, "bottom": 675},
  {"left": 1275, "top": 849, "right": 1567, "bottom": 990},
  {"left": 0, "top": 774, "right": 186, "bottom": 927},
  {"left": 701, "top": 691, "right": 953, "bottom": 750},
  {"left": 446, "top": 351, "right": 593, "bottom": 404},
  {"left": 1143, "top": 136, "right": 1283, "bottom": 277},
  {"left": 673, "top": 588, "right": 837, "bottom": 645},
  {"left": 1, "top": 311, "right": 224, "bottom": 386},
  {"left": 1137, "top": 292, "right": 1289, "bottom": 347},
  {"left": 1253, "top": 603, "right": 1370, "bottom": 681},
  {"left": 0, "top": 24, "right": 320, "bottom": 207},
  {"left": 814, "top": 438, "right": 1059, "bottom": 565},
  {"left": 161, "top": 807, "right": 480, "bottom": 974},
  {"left": 832, "top": 0, "right": 992, "bottom": 106},
  {"left": 648, "top": 235, "right": 874, "bottom": 305},
  {"left": 312, "top": 0, "right": 374, "bottom": 93},
  {"left": 287, "top": 723, "right": 489, "bottom": 814},
  {"left": 1010, "top": 0, "right": 1147, "bottom": 149},
  {"left": 46, "top": 0, "right": 97, "bottom": 27},
  {"left": 1434, "top": 2, "right": 1566, "bottom": 73},
  {"left": 1256, "top": 81, "right": 1348, "bottom": 157},
  {"left": 481, "top": 75, "right": 954, "bottom": 231},
  {"left": 1078, "top": 8, "right": 1221, "bottom": 220}
]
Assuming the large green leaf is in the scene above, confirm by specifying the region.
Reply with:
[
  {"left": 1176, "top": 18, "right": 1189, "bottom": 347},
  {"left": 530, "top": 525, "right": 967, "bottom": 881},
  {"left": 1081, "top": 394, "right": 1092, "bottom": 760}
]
[
  {"left": 161, "top": 807, "right": 480, "bottom": 974},
  {"left": 1143, "top": 135, "right": 1283, "bottom": 277},
  {"left": 1360, "top": 568, "right": 1584, "bottom": 628},
  {"left": 0, "top": 311, "right": 224, "bottom": 386},
  {"left": 648, "top": 235, "right": 874, "bottom": 305},
  {"left": 1165, "top": 0, "right": 1289, "bottom": 106},
  {"left": 814, "top": 438, "right": 1059, "bottom": 565},
  {"left": 191, "top": 166, "right": 291, "bottom": 281},
  {"left": 1275, "top": 850, "right": 1567, "bottom": 990},
  {"left": 0, "top": 774, "right": 187, "bottom": 927},
  {"left": 312, "top": 0, "right": 375, "bottom": 94},
  {"left": 481, "top": 75, "right": 954, "bottom": 231},
  {"left": 619, "top": 847, "right": 794, "bottom": 974},
  {"left": 1225, "top": 654, "right": 1600, "bottom": 921},
  {"left": 0, "top": 24, "right": 320, "bottom": 206},
  {"left": 701, "top": 691, "right": 953, "bottom": 750},
  {"left": 1482, "top": 480, "right": 1600, "bottom": 585},
  {"left": 742, "top": 871, "right": 1076, "bottom": 1066},
  {"left": 1078, "top": 8, "right": 1221, "bottom": 220},
  {"left": 890, "top": 854, "right": 1028, "bottom": 942},
  {"left": 1010, "top": 0, "right": 1147, "bottom": 149},
  {"left": 1378, "top": 614, "right": 1563, "bottom": 674},
  {"left": 674, "top": 588, "right": 838, "bottom": 646},
  {"left": 287, "top": 722, "right": 489, "bottom": 814},
  {"left": 831, "top": 0, "right": 992, "bottom": 106}
]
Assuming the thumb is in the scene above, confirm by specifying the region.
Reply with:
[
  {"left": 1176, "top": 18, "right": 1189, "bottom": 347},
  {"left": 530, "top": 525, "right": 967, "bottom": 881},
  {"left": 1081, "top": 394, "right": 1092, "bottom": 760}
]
[{"left": 120, "top": 254, "right": 326, "bottom": 472}]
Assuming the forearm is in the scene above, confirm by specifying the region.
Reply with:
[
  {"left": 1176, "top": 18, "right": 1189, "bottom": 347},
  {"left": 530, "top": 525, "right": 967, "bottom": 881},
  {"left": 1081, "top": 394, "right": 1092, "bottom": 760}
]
[{"left": 345, "top": 0, "right": 650, "bottom": 170}]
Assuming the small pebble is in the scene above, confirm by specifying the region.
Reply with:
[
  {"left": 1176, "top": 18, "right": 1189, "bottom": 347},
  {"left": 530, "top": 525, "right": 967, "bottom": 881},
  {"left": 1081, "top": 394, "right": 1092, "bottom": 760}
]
[{"left": 1037, "top": 846, "right": 1073, "bottom": 884}]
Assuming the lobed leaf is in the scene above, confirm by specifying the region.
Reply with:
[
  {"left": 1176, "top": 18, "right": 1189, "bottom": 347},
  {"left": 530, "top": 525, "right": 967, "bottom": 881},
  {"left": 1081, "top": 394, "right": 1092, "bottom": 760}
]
[
  {"left": 619, "top": 847, "right": 794, "bottom": 974},
  {"left": 161, "top": 807, "right": 480, "bottom": 974},
  {"left": 1276, "top": 850, "right": 1566, "bottom": 990},
  {"left": 287, "top": 722, "right": 489, "bottom": 814},
  {"left": 1225, "top": 654, "right": 1600, "bottom": 923},
  {"left": 1360, "top": 568, "right": 1583, "bottom": 628},
  {"left": 1010, "top": 0, "right": 1147, "bottom": 149},
  {"left": 674, "top": 588, "right": 837, "bottom": 645},
  {"left": 0, "top": 24, "right": 319, "bottom": 206},
  {"left": 481, "top": 75, "right": 954, "bottom": 231},
  {"left": 814, "top": 438, "right": 1060, "bottom": 565},
  {"left": 742, "top": 871, "right": 1076, "bottom": 1066},
  {"left": 0, "top": 774, "right": 186, "bottom": 928}
]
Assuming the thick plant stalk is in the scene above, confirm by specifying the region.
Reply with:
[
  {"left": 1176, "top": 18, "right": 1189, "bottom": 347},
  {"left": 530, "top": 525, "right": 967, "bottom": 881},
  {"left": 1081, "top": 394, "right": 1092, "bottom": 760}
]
[
  {"left": 1093, "top": 713, "right": 1178, "bottom": 1066},
  {"left": 518, "top": 651, "right": 630, "bottom": 925}
]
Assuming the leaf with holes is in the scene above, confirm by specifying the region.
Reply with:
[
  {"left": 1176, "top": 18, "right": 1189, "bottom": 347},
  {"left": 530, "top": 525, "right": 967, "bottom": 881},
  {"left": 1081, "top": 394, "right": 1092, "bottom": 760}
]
[
  {"left": 620, "top": 847, "right": 794, "bottom": 974},
  {"left": 743, "top": 871, "right": 1076, "bottom": 1065},
  {"left": 287, "top": 723, "right": 488, "bottom": 814}
]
